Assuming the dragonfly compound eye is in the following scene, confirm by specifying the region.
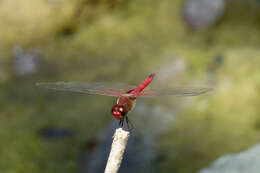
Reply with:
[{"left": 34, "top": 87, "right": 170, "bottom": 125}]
[
  {"left": 112, "top": 105, "right": 122, "bottom": 119},
  {"left": 111, "top": 105, "right": 127, "bottom": 119}
]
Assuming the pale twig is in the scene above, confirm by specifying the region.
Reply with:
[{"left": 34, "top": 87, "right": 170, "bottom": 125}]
[{"left": 104, "top": 128, "right": 130, "bottom": 173}]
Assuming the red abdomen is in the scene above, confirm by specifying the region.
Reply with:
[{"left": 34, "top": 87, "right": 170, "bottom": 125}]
[{"left": 130, "top": 73, "right": 155, "bottom": 95}]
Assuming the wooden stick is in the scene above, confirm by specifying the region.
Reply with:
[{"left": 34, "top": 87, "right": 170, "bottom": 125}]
[{"left": 104, "top": 128, "right": 130, "bottom": 173}]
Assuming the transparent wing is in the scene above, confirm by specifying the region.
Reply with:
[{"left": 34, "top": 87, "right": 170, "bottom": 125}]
[
  {"left": 133, "top": 86, "right": 213, "bottom": 97},
  {"left": 36, "top": 82, "right": 137, "bottom": 97}
]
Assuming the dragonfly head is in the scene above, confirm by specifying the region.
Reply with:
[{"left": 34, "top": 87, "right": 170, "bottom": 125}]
[{"left": 111, "top": 105, "right": 127, "bottom": 120}]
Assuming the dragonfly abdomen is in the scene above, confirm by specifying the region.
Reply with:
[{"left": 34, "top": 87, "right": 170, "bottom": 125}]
[{"left": 130, "top": 73, "right": 155, "bottom": 94}]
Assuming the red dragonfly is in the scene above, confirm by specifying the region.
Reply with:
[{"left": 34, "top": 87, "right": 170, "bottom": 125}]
[{"left": 36, "top": 74, "right": 211, "bottom": 129}]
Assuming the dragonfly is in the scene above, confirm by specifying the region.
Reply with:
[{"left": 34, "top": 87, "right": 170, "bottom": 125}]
[{"left": 36, "top": 73, "right": 212, "bottom": 130}]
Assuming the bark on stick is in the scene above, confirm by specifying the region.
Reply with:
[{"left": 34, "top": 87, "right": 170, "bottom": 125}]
[{"left": 104, "top": 128, "right": 130, "bottom": 173}]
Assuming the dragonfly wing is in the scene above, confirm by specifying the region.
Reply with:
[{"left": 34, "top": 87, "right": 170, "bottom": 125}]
[
  {"left": 36, "top": 82, "right": 137, "bottom": 97},
  {"left": 133, "top": 86, "right": 213, "bottom": 97}
]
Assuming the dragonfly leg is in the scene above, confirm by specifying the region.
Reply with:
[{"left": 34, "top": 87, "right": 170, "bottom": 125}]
[
  {"left": 118, "top": 119, "right": 122, "bottom": 127},
  {"left": 118, "top": 116, "right": 125, "bottom": 127},
  {"left": 125, "top": 116, "right": 134, "bottom": 131}
]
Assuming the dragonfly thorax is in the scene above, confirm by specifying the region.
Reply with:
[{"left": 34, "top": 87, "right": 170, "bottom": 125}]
[{"left": 111, "top": 105, "right": 127, "bottom": 120}]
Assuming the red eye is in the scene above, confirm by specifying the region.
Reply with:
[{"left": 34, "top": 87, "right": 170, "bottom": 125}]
[{"left": 111, "top": 105, "right": 126, "bottom": 119}]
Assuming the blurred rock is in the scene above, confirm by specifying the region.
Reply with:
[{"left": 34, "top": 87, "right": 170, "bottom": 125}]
[
  {"left": 13, "top": 46, "right": 41, "bottom": 76},
  {"left": 134, "top": 103, "right": 176, "bottom": 135},
  {"left": 183, "top": 0, "right": 226, "bottom": 30},
  {"left": 198, "top": 144, "right": 260, "bottom": 173},
  {"left": 157, "top": 57, "right": 187, "bottom": 84}
]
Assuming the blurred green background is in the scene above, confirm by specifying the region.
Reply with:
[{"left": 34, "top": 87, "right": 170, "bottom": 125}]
[{"left": 1, "top": 0, "right": 260, "bottom": 172}]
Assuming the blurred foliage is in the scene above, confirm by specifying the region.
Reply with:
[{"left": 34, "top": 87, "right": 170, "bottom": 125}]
[{"left": 1, "top": 0, "right": 260, "bottom": 172}]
